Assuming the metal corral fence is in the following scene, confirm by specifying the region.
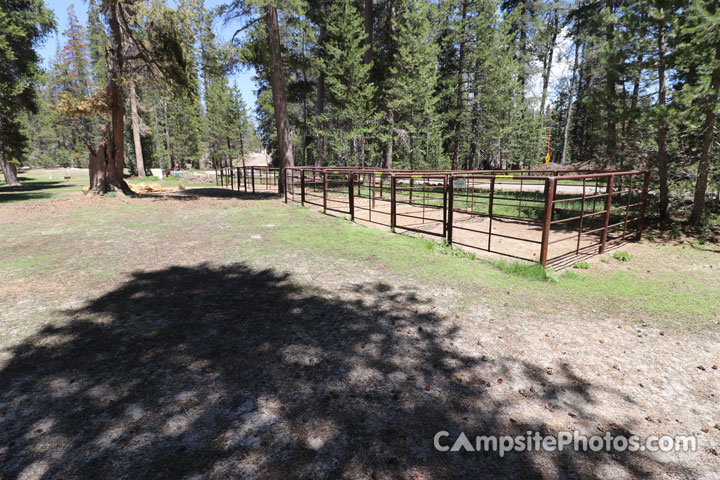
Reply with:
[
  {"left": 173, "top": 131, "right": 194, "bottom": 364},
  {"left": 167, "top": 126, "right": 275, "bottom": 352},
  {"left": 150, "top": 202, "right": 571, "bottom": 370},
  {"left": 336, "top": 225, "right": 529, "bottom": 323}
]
[
  {"left": 220, "top": 165, "right": 649, "bottom": 268},
  {"left": 217, "top": 165, "right": 281, "bottom": 192}
]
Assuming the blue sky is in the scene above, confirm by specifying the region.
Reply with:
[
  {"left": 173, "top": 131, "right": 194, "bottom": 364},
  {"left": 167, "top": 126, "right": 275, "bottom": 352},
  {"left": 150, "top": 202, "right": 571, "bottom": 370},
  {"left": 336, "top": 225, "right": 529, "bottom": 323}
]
[{"left": 38, "top": 0, "right": 258, "bottom": 109}]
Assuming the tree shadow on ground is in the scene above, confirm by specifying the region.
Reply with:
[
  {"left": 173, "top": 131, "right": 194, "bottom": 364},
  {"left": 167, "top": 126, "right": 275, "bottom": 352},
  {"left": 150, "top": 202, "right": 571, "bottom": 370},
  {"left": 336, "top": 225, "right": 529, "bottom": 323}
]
[
  {"left": 166, "top": 187, "right": 281, "bottom": 200},
  {"left": 0, "top": 264, "right": 693, "bottom": 479},
  {"left": 0, "top": 180, "right": 72, "bottom": 203}
]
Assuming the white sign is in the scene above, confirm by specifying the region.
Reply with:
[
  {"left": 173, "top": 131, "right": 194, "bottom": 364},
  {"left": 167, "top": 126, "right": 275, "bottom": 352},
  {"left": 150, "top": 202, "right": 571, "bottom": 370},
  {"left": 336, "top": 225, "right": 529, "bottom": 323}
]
[{"left": 453, "top": 179, "right": 467, "bottom": 189}]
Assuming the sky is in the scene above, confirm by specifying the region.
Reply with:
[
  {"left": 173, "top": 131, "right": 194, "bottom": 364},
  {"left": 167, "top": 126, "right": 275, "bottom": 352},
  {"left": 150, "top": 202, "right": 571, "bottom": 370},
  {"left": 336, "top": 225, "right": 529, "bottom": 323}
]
[{"left": 38, "top": 0, "right": 258, "bottom": 108}]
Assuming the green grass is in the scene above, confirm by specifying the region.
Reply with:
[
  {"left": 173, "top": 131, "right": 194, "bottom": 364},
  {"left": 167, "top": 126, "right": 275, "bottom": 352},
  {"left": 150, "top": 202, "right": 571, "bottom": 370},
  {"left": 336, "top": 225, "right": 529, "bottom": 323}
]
[
  {"left": 0, "top": 170, "right": 88, "bottom": 203},
  {"left": 261, "top": 204, "right": 717, "bottom": 325},
  {"left": 573, "top": 261, "right": 590, "bottom": 269},
  {"left": 2, "top": 188, "right": 717, "bottom": 327},
  {"left": 487, "top": 260, "right": 560, "bottom": 282},
  {"left": 612, "top": 251, "right": 632, "bottom": 262}
]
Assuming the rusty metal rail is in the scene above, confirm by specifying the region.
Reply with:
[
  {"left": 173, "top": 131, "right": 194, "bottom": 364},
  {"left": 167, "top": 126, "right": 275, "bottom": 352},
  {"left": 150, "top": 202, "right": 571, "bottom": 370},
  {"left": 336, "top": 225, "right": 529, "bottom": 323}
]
[{"left": 219, "top": 165, "right": 650, "bottom": 267}]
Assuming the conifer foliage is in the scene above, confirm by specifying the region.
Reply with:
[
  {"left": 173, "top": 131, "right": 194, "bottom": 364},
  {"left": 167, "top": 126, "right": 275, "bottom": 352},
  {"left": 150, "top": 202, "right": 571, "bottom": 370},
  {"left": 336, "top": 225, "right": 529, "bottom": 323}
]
[{"left": 6, "top": 0, "right": 720, "bottom": 222}]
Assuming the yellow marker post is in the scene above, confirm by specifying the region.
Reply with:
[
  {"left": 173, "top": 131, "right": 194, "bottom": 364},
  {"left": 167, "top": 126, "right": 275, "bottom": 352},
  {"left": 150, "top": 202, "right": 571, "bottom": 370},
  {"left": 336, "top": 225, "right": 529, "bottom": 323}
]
[{"left": 545, "top": 129, "right": 552, "bottom": 164}]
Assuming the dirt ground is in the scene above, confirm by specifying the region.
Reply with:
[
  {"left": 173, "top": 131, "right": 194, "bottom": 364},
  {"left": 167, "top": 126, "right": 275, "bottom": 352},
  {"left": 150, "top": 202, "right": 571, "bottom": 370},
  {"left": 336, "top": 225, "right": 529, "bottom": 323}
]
[
  {"left": 0, "top": 189, "right": 719, "bottom": 480},
  {"left": 288, "top": 186, "right": 623, "bottom": 266}
]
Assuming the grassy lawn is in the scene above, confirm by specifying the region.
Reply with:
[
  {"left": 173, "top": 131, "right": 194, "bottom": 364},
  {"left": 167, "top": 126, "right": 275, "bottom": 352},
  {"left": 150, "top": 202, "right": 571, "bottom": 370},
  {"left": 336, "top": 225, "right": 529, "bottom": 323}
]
[{"left": 1, "top": 175, "right": 718, "bottom": 478}]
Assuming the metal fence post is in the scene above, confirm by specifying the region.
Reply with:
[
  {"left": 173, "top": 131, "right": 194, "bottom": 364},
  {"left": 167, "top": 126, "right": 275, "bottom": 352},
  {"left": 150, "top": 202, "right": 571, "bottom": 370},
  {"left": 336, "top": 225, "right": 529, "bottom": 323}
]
[
  {"left": 446, "top": 176, "right": 454, "bottom": 244},
  {"left": 251, "top": 167, "right": 255, "bottom": 193},
  {"left": 300, "top": 171, "right": 305, "bottom": 205},
  {"left": 243, "top": 166, "right": 248, "bottom": 192},
  {"left": 635, "top": 170, "right": 651, "bottom": 240},
  {"left": 349, "top": 174, "right": 355, "bottom": 221},
  {"left": 488, "top": 177, "right": 495, "bottom": 251},
  {"left": 323, "top": 171, "right": 328, "bottom": 213},
  {"left": 390, "top": 175, "right": 397, "bottom": 231},
  {"left": 284, "top": 169, "right": 288, "bottom": 203},
  {"left": 539, "top": 177, "right": 556, "bottom": 267},
  {"left": 599, "top": 174, "right": 615, "bottom": 254}
]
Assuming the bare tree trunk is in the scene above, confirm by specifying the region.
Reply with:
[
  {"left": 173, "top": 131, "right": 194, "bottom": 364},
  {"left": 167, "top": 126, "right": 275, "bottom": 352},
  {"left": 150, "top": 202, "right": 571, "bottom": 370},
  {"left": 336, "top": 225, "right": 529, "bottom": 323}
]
[
  {"left": 129, "top": 80, "right": 145, "bottom": 177},
  {"left": 627, "top": 15, "right": 646, "bottom": 144},
  {"left": 152, "top": 102, "right": 163, "bottom": 170},
  {"left": 468, "top": 70, "right": 480, "bottom": 170},
  {"left": 561, "top": 43, "right": 580, "bottom": 165},
  {"left": 578, "top": 42, "right": 593, "bottom": 158},
  {"left": 265, "top": 6, "right": 294, "bottom": 192},
  {"left": 87, "top": 3, "right": 132, "bottom": 195},
  {"left": 689, "top": 39, "right": 720, "bottom": 226},
  {"left": 301, "top": 28, "right": 308, "bottom": 166},
  {"left": 315, "top": 74, "right": 325, "bottom": 167},
  {"left": 656, "top": 17, "right": 670, "bottom": 221},
  {"left": 385, "top": 111, "right": 394, "bottom": 169},
  {"left": 604, "top": 0, "right": 618, "bottom": 163},
  {"left": 517, "top": 0, "right": 529, "bottom": 94},
  {"left": 314, "top": 24, "right": 326, "bottom": 167},
  {"left": 162, "top": 99, "right": 172, "bottom": 169},
  {"left": 539, "top": 3, "right": 559, "bottom": 117},
  {"left": 452, "top": 1, "right": 467, "bottom": 171},
  {"left": 385, "top": 1, "right": 397, "bottom": 169},
  {"left": 0, "top": 156, "right": 21, "bottom": 186}
]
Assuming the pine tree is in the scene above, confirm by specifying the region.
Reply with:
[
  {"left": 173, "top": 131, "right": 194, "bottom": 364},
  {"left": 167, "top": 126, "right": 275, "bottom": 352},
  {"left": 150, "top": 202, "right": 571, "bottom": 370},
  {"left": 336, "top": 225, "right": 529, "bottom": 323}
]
[
  {"left": 0, "top": 0, "right": 55, "bottom": 186},
  {"left": 385, "top": 0, "right": 442, "bottom": 169},
  {"left": 675, "top": 0, "right": 720, "bottom": 225},
  {"left": 318, "top": 0, "right": 377, "bottom": 165}
]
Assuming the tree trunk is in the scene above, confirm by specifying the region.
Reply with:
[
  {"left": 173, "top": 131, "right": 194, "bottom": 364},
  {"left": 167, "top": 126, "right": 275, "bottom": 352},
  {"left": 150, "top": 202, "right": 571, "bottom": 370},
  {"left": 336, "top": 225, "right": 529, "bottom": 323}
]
[
  {"left": 604, "top": 0, "right": 618, "bottom": 163},
  {"left": 468, "top": 70, "right": 480, "bottom": 170},
  {"left": 384, "top": 2, "right": 397, "bottom": 169},
  {"left": 0, "top": 156, "right": 21, "bottom": 186},
  {"left": 314, "top": 25, "right": 326, "bottom": 167},
  {"left": 689, "top": 39, "right": 720, "bottom": 226},
  {"left": 517, "top": 0, "right": 529, "bottom": 94},
  {"left": 87, "top": 3, "right": 132, "bottom": 195},
  {"left": 561, "top": 43, "right": 580, "bottom": 165},
  {"left": 265, "top": 6, "right": 294, "bottom": 192},
  {"left": 152, "top": 102, "right": 163, "bottom": 169},
  {"left": 162, "top": 99, "right": 173, "bottom": 169},
  {"left": 627, "top": 15, "right": 646, "bottom": 144},
  {"left": 578, "top": 42, "right": 593, "bottom": 158},
  {"left": 301, "top": 28, "right": 308, "bottom": 166},
  {"left": 539, "top": 4, "right": 559, "bottom": 117},
  {"left": 656, "top": 17, "right": 670, "bottom": 221},
  {"left": 452, "top": 1, "right": 467, "bottom": 171},
  {"left": 385, "top": 111, "right": 394, "bottom": 169},
  {"left": 129, "top": 80, "right": 145, "bottom": 177}
]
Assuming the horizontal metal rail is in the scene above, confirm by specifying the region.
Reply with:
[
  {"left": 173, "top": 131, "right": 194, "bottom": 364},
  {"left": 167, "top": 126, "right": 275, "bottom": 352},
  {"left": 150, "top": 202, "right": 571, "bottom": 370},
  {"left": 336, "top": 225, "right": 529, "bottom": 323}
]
[{"left": 264, "top": 167, "right": 651, "bottom": 267}]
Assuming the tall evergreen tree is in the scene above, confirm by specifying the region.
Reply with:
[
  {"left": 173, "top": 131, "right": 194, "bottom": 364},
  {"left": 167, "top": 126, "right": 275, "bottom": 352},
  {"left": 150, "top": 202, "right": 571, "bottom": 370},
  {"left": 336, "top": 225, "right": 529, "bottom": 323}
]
[
  {"left": 319, "top": 0, "right": 377, "bottom": 165},
  {"left": 385, "top": 0, "right": 441, "bottom": 169},
  {"left": 0, "top": 0, "right": 55, "bottom": 186}
]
